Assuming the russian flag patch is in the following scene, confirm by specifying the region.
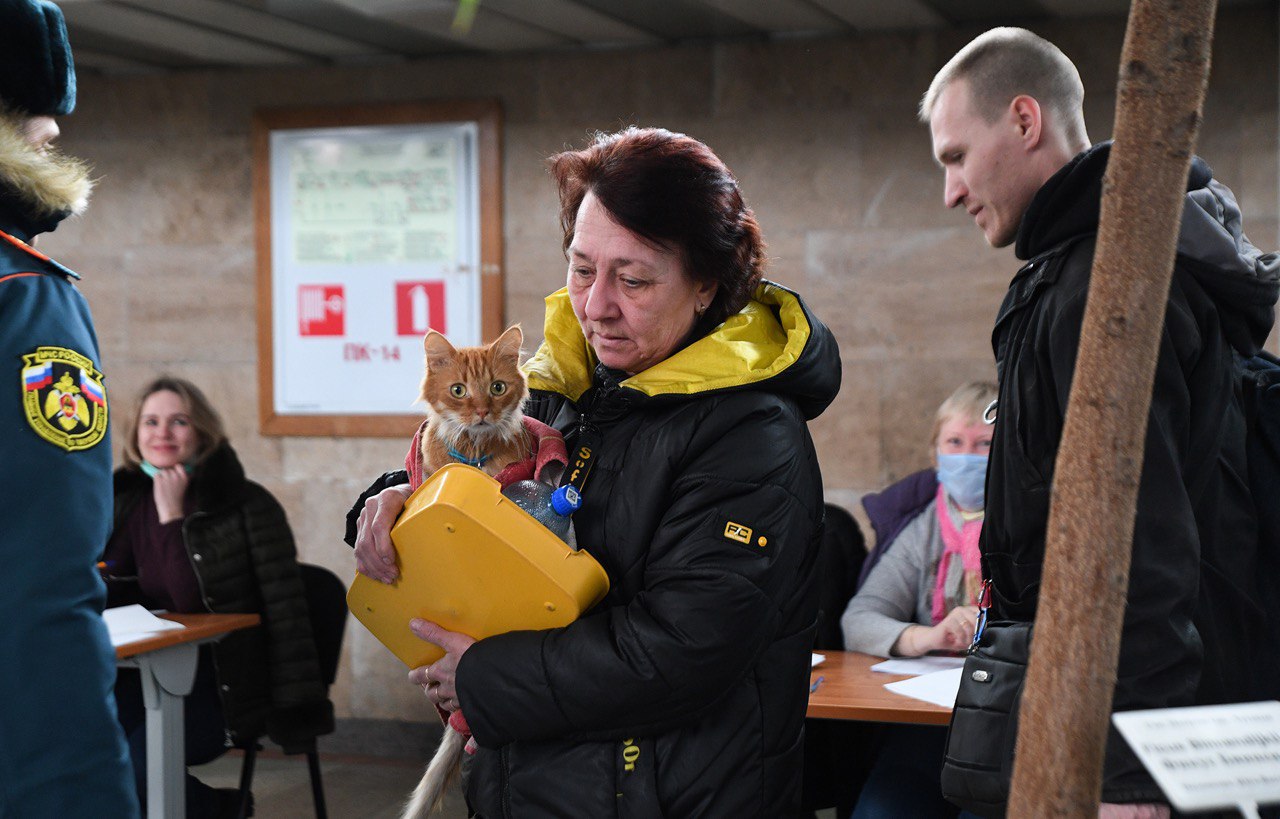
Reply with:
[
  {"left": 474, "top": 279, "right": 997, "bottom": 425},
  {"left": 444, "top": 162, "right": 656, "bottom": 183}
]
[
  {"left": 80, "top": 368, "right": 106, "bottom": 406},
  {"left": 23, "top": 361, "right": 53, "bottom": 391}
]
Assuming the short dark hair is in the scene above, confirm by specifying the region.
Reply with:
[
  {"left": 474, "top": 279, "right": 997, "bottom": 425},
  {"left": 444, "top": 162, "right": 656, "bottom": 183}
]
[
  {"left": 121, "top": 376, "right": 227, "bottom": 469},
  {"left": 549, "top": 127, "right": 766, "bottom": 326},
  {"left": 920, "top": 27, "right": 1084, "bottom": 130}
]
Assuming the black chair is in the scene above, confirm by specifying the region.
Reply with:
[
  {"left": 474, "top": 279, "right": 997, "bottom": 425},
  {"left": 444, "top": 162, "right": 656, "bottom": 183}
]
[
  {"left": 812, "top": 504, "right": 865, "bottom": 653},
  {"left": 237, "top": 564, "right": 347, "bottom": 819},
  {"left": 802, "top": 503, "right": 882, "bottom": 818}
]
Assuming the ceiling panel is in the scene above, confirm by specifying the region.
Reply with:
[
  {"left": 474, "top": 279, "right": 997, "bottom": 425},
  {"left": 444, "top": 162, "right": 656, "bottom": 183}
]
[
  {"left": 232, "top": 0, "right": 469, "bottom": 57},
  {"left": 375, "top": 6, "right": 576, "bottom": 51},
  {"left": 120, "top": 0, "right": 382, "bottom": 58},
  {"left": 69, "top": 45, "right": 168, "bottom": 73},
  {"left": 63, "top": 23, "right": 212, "bottom": 70},
  {"left": 566, "top": 0, "right": 760, "bottom": 41},
  {"left": 808, "top": 0, "right": 946, "bottom": 31},
  {"left": 62, "top": 2, "right": 315, "bottom": 65},
  {"left": 480, "top": 0, "right": 662, "bottom": 48},
  {"left": 693, "top": 0, "right": 851, "bottom": 34},
  {"left": 52, "top": 0, "right": 1274, "bottom": 73},
  {"left": 919, "top": 0, "right": 1051, "bottom": 26}
]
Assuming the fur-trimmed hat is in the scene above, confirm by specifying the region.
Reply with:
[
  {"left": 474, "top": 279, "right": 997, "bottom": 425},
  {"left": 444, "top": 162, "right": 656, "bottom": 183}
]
[{"left": 0, "top": 0, "right": 76, "bottom": 116}]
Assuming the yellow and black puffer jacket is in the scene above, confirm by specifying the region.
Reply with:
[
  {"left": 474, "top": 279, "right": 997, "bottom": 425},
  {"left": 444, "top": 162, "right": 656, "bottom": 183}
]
[{"left": 458, "top": 280, "right": 841, "bottom": 818}]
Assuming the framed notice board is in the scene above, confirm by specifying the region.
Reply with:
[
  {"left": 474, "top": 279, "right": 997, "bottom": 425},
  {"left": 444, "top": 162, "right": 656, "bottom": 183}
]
[{"left": 253, "top": 100, "right": 503, "bottom": 436}]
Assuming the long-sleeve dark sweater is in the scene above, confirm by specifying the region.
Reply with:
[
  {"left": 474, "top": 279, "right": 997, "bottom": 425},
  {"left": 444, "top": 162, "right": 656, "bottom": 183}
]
[{"left": 102, "top": 489, "right": 203, "bottom": 613}]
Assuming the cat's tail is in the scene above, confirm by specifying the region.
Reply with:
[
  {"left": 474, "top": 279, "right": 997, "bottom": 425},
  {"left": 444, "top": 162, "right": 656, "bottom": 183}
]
[{"left": 401, "top": 726, "right": 466, "bottom": 818}]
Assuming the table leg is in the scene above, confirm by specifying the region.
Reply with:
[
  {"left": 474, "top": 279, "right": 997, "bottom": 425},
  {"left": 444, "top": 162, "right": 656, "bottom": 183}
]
[{"left": 135, "top": 643, "right": 198, "bottom": 819}]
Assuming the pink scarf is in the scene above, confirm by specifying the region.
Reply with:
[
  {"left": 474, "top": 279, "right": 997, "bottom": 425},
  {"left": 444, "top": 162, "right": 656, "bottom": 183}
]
[{"left": 930, "top": 484, "right": 984, "bottom": 625}]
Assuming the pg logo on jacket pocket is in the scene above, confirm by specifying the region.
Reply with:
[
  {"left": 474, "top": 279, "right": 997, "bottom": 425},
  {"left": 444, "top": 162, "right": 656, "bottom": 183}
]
[
  {"left": 20, "top": 346, "right": 107, "bottom": 452},
  {"left": 722, "top": 518, "right": 769, "bottom": 552}
]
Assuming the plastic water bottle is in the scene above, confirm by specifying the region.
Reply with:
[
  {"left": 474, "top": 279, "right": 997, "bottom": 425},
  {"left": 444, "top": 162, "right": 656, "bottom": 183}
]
[{"left": 501, "top": 480, "right": 581, "bottom": 544}]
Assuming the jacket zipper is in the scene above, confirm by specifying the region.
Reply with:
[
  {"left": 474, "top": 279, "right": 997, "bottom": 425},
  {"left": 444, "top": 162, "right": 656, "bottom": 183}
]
[
  {"left": 178, "top": 509, "right": 235, "bottom": 745},
  {"left": 180, "top": 510, "right": 214, "bottom": 611}
]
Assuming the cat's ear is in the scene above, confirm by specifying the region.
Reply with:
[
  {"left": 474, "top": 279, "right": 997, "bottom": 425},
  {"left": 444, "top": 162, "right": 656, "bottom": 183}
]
[
  {"left": 423, "top": 331, "right": 457, "bottom": 370},
  {"left": 491, "top": 325, "right": 523, "bottom": 361}
]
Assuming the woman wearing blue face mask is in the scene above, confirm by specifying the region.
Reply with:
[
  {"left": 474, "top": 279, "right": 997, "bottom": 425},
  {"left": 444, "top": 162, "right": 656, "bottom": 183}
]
[
  {"left": 837, "top": 381, "right": 995, "bottom": 819},
  {"left": 100, "top": 376, "right": 332, "bottom": 819}
]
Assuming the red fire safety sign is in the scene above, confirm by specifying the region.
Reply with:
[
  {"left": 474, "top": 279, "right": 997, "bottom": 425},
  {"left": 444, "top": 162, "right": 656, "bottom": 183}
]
[
  {"left": 395, "top": 281, "right": 447, "bottom": 336},
  {"left": 298, "top": 285, "right": 345, "bottom": 336}
]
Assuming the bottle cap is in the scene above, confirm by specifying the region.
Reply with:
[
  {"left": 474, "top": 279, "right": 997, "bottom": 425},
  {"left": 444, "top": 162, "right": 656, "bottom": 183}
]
[{"left": 551, "top": 485, "right": 581, "bottom": 516}]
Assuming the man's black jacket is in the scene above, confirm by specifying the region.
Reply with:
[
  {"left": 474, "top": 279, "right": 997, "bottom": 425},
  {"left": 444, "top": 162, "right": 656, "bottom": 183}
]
[{"left": 982, "top": 142, "right": 1279, "bottom": 802}]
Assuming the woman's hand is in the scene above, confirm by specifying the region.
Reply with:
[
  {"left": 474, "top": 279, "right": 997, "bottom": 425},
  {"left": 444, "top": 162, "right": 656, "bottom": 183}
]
[
  {"left": 894, "top": 605, "right": 980, "bottom": 656},
  {"left": 927, "top": 605, "right": 980, "bottom": 653},
  {"left": 354, "top": 484, "right": 413, "bottom": 583},
  {"left": 407, "top": 619, "right": 476, "bottom": 713},
  {"left": 151, "top": 466, "right": 189, "bottom": 524}
]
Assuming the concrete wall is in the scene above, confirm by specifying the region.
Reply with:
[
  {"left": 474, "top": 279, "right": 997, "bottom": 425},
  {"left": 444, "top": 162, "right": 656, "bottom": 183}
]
[{"left": 41, "top": 7, "right": 1277, "bottom": 726}]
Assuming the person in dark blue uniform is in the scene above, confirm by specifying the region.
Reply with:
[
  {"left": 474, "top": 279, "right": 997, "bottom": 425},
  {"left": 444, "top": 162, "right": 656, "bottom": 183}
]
[{"left": 0, "top": 2, "right": 139, "bottom": 816}]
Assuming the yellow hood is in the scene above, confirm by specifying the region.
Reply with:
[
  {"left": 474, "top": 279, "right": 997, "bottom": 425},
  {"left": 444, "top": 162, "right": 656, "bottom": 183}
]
[{"left": 523, "top": 281, "right": 816, "bottom": 403}]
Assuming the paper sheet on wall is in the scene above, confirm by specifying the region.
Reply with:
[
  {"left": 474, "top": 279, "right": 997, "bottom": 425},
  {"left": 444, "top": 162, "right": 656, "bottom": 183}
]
[
  {"left": 871, "top": 656, "right": 966, "bottom": 675},
  {"left": 883, "top": 667, "right": 962, "bottom": 708},
  {"left": 290, "top": 137, "right": 459, "bottom": 266},
  {"left": 269, "top": 122, "right": 483, "bottom": 415},
  {"left": 104, "top": 604, "right": 185, "bottom": 647}
]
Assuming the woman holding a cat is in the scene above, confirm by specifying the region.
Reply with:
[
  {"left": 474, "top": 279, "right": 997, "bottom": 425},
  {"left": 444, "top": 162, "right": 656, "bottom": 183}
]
[{"left": 350, "top": 126, "right": 841, "bottom": 818}]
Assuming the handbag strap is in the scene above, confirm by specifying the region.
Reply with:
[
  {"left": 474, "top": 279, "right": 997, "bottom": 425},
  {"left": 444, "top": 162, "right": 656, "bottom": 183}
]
[{"left": 970, "top": 579, "right": 992, "bottom": 650}]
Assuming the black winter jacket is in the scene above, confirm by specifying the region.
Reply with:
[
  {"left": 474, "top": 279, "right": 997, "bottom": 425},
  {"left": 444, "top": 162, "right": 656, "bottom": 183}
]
[
  {"left": 109, "top": 443, "right": 334, "bottom": 748},
  {"left": 983, "top": 142, "right": 1279, "bottom": 802},
  {"left": 349, "top": 282, "right": 840, "bottom": 817}
]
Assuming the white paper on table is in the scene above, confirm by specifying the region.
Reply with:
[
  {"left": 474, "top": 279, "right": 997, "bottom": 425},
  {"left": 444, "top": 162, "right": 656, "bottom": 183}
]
[
  {"left": 811, "top": 653, "right": 825, "bottom": 668},
  {"left": 871, "top": 656, "right": 966, "bottom": 676},
  {"left": 104, "top": 604, "right": 185, "bottom": 647},
  {"left": 883, "top": 667, "right": 962, "bottom": 708}
]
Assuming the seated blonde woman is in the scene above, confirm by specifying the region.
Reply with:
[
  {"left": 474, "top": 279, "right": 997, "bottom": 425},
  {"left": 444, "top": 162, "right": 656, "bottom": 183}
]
[
  {"left": 102, "top": 377, "right": 332, "bottom": 819},
  {"left": 838, "top": 380, "right": 995, "bottom": 819}
]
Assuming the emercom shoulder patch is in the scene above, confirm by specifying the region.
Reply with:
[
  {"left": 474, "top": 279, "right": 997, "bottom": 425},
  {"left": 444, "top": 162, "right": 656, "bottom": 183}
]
[{"left": 21, "top": 346, "right": 108, "bottom": 452}]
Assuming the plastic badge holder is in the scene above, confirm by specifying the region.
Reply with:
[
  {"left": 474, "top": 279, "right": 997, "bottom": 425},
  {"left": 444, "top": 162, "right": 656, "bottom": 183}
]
[{"left": 347, "top": 463, "right": 610, "bottom": 669}]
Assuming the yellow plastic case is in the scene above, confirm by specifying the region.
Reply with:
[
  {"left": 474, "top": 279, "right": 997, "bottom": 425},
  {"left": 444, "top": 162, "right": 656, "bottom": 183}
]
[{"left": 347, "top": 463, "right": 610, "bottom": 669}]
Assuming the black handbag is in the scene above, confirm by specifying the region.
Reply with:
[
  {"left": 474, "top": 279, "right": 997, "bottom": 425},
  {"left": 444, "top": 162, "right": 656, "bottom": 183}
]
[{"left": 939, "top": 613, "right": 1034, "bottom": 819}]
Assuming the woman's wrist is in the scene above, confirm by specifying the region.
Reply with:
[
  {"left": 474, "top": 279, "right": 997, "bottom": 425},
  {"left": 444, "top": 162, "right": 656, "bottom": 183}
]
[
  {"left": 893, "top": 624, "right": 925, "bottom": 657},
  {"left": 155, "top": 493, "right": 184, "bottom": 524}
]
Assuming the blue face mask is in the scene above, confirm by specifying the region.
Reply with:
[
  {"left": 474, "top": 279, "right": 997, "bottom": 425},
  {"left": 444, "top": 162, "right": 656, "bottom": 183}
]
[
  {"left": 936, "top": 453, "right": 988, "bottom": 511},
  {"left": 140, "top": 460, "right": 194, "bottom": 478}
]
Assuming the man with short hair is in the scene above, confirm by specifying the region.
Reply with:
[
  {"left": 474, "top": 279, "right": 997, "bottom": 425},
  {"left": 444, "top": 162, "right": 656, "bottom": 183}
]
[
  {"left": 922, "top": 27, "right": 1279, "bottom": 816},
  {"left": 0, "top": 1, "right": 138, "bottom": 815}
]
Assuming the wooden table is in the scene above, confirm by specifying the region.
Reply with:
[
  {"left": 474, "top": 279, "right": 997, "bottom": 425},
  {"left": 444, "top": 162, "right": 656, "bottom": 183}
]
[
  {"left": 116, "top": 612, "right": 260, "bottom": 819},
  {"left": 807, "top": 650, "right": 954, "bottom": 725}
]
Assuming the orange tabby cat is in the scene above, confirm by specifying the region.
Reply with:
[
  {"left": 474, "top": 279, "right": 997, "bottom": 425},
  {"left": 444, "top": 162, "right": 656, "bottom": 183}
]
[
  {"left": 403, "top": 324, "right": 530, "bottom": 819},
  {"left": 418, "top": 325, "right": 531, "bottom": 479}
]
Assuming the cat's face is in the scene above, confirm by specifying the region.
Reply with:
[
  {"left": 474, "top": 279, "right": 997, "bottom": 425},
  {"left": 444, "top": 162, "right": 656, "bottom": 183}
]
[{"left": 421, "top": 326, "right": 528, "bottom": 444}]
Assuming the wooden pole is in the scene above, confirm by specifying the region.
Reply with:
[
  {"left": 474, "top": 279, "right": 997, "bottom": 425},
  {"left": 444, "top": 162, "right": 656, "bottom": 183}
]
[{"left": 1006, "top": 0, "right": 1219, "bottom": 815}]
